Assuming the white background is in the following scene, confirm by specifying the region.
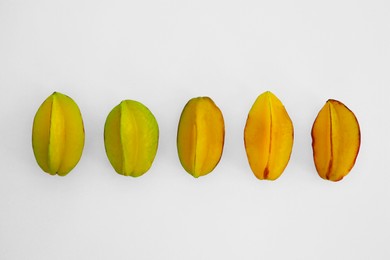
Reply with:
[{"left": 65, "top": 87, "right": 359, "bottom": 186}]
[{"left": 0, "top": 0, "right": 389, "bottom": 259}]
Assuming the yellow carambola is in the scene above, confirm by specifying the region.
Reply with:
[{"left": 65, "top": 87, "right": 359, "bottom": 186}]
[
  {"left": 104, "top": 100, "right": 159, "bottom": 177},
  {"left": 244, "top": 91, "right": 294, "bottom": 180},
  {"left": 311, "top": 99, "right": 360, "bottom": 181},
  {"left": 32, "top": 92, "right": 85, "bottom": 176},
  {"left": 177, "top": 97, "right": 225, "bottom": 178}
]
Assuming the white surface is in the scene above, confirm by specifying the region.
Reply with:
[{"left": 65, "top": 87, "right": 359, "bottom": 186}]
[{"left": 0, "top": 0, "right": 389, "bottom": 259}]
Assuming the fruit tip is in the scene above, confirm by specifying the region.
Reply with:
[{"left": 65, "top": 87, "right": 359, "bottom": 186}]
[{"left": 326, "top": 99, "right": 342, "bottom": 105}]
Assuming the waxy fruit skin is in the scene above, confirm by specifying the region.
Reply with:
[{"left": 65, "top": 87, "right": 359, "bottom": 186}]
[
  {"left": 244, "top": 91, "right": 294, "bottom": 180},
  {"left": 104, "top": 100, "right": 159, "bottom": 177},
  {"left": 32, "top": 92, "right": 85, "bottom": 176},
  {"left": 311, "top": 99, "right": 360, "bottom": 182},
  {"left": 177, "top": 97, "right": 225, "bottom": 178}
]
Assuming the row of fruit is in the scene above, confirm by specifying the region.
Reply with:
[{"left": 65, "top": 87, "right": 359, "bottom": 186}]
[{"left": 32, "top": 91, "right": 360, "bottom": 182}]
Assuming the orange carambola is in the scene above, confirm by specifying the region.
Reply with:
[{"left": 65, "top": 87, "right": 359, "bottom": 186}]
[
  {"left": 244, "top": 91, "right": 294, "bottom": 180},
  {"left": 311, "top": 99, "right": 360, "bottom": 181},
  {"left": 104, "top": 100, "right": 159, "bottom": 177},
  {"left": 32, "top": 92, "right": 85, "bottom": 176},
  {"left": 177, "top": 97, "right": 225, "bottom": 178}
]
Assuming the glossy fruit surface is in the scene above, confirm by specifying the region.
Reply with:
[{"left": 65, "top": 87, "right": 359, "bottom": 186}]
[
  {"left": 244, "top": 91, "right": 294, "bottom": 180},
  {"left": 177, "top": 97, "right": 225, "bottom": 178},
  {"left": 104, "top": 100, "right": 159, "bottom": 177},
  {"left": 32, "top": 92, "right": 85, "bottom": 176},
  {"left": 312, "top": 99, "right": 360, "bottom": 181}
]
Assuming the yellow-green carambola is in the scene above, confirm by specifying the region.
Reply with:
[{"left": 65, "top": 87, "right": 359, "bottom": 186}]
[
  {"left": 104, "top": 100, "right": 159, "bottom": 177},
  {"left": 177, "top": 97, "right": 225, "bottom": 178},
  {"left": 32, "top": 92, "right": 85, "bottom": 176}
]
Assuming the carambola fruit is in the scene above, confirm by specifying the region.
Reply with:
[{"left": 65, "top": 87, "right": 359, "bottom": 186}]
[
  {"left": 32, "top": 92, "right": 85, "bottom": 176},
  {"left": 104, "top": 100, "right": 159, "bottom": 177},
  {"left": 244, "top": 91, "right": 294, "bottom": 180},
  {"left": 311, "top": 99, "right": 360, "bottom": 181},
  {"left": 177, "top": 97, "right": 225, "bottom": 178}
]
